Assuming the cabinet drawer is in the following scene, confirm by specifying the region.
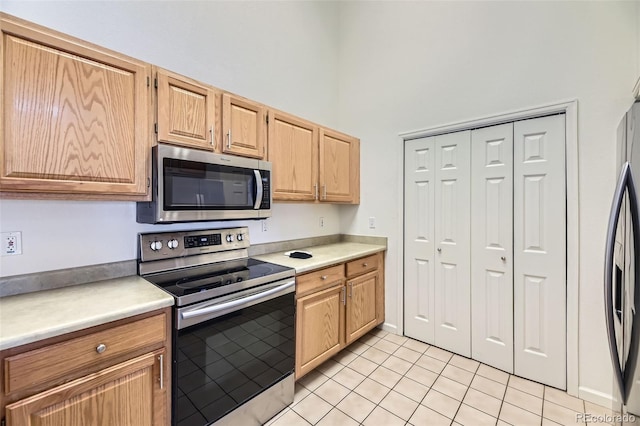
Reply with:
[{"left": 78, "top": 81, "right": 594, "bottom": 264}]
[
  {"left": 346, "top": 254, "right": 380, "bottom": 278},
  {"left": 4, "top": 313, "right": 166, "bottom": 395},
  {"left": 296, "top": 264, "right": 345, "bottom": 296}
]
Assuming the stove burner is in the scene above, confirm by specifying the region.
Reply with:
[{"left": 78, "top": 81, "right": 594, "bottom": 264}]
[
  {"left": 250, "top": 264, "right": 276, "bottom": 277},
  {"left": 175, "top": 277, "right": 223, "bottom": 289}
]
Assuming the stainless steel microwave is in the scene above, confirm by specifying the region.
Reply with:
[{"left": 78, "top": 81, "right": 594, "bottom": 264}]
[{"left": 137, "top": 144, "right": 271, "bottom": 223}]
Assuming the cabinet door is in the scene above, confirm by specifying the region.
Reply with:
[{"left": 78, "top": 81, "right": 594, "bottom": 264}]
[
  {"left": 513, "top": 115, "right": 566, "bottom": 389},
  {"left": 221, "top": 93, "right": 266, "bottom": 159},
  {"left": 295, "top": 284, "right": 345, "bottom": 379},
  {"left": 156, "top": 69, "right": 216, "bottom": 151},
  {"left": 6, "top": 349, "right": 166, "bottom": 426},
  {"left": 434, "top": 130, "right": 471, "bottom": 357},
  {"left": 268, "top": 110, "right": 318, "bottom": 201},
  {"left": 319, "top": 128, "right": 360, "bottom": 204},
  {"left": 471, "top": 123, "right": 514, "bottom": 373},
  {"left": 0, "top": 14, "right": 151, "bottom": 198},
  {"left": 346, "top": 270, "right": 379, "bottom": 345}
]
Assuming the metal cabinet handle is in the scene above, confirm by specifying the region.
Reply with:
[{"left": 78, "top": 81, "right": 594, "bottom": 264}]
[
  {"left": 341, "top": 286, "right": 346, "bottom": 305},
  {"left": 96, "top": 344, "right": 107, "bottom": 354},
  {"left": 321, "top": 275, "right": 328, "bottom": 280},
  {"left": 158, "top": 354, "right": 164, "bottom": 389},
  {"left": 210, "top": 125, "right": 215, "bottom": 147},
  {"left": 323, "top": 184, "right": 327, "bottom": 200},
  {"left": 348, "top": 282, "right": 353, "bottom": 298},
  {"left": 314, "top": 183, "right": 318, "bottom": 200},
  {"left": 227, "top": 129, "right": 231, "bottom": 149}
]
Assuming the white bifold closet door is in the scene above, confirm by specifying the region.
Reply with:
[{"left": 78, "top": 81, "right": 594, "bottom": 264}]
[
  {"left": 471, "top": 123, "right": 514, "bottom": 373},
  {"left": 404, "top": 131, "right": 471, "bottom": 356},
  {"left": 513, "top": 115, "right": 566, "bottom": 389}
]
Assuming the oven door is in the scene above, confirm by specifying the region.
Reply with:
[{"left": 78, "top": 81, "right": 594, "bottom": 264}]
[{"left": 173, "top": 279, "right": 295, "bottom": 426}]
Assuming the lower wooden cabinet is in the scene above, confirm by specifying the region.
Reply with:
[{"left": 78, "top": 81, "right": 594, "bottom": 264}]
[
  {"left": 0, "top": 309, "right": 171, "bottom": 426},
  {"left": 296, "top": 284, "right": 345, "bottom": 379},
  {"left": 6, "top": 349, "right": 165, "bottom": 426},
  {"left": 346, "top": 270, "right": 379, "bottom": 345},
  {"left": 295, "top": 252, "right": 384, "bottom": 380}
]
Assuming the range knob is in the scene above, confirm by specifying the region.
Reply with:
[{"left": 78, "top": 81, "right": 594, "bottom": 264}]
[
  {"left": 167, "top": 239, "right": 179, "bottom": 249},
  {"left": 150, "top": 240, "right": 163, "bottom": 251},
  {"left": 237, "top": 233, "right": 244, "bottom": 241},
  {"left": 226, "top": 234, "right": 234, "bottom": 243}
]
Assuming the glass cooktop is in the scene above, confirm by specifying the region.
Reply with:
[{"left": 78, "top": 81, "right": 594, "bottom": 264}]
[{"left": 143, "top": 258, "right": 295, "bottom": 307}]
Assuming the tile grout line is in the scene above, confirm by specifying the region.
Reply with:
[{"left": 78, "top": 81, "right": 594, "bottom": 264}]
[{"left": 291, "top": 330, "right": 596, "bottom": 426}]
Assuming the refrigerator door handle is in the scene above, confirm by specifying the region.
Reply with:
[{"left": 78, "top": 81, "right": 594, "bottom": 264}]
[
  {"left": 623, "top": 164, "right": 640, "bottom": 404},
  {"left": 605, "top": 161, "right": 629, "bottom": 402}
]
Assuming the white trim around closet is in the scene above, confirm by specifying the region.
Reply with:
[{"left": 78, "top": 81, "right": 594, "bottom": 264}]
[{"left": 397, "top": 99, "right": 580, "bottom": 397}]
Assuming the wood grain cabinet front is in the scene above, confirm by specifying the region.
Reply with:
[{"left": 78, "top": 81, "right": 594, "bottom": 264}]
[
  {"left": 0, "top": 13, "right": 152, "bottom": 200},
  {"left": 0, "top": 309, "right": 171, "bottom": 426},
  {"left": 267, "top": 110, "right": 318, "bottom": 201},
  {"left": 295, "top": 283, "right": 345, "bottom": 379},
  {"left": 319, "top": 128, "right": 360, "bottom": 204},
  {"left": 267, "top": 109, "right": 360, "bottom": 204},
  {"left": 5, "top": 349, "right": 166, "bottom": 426},
  {"left": 222, "top": 93, "right": 267, "bottom": 159},
  {"left": 155, "top": 68, "right": 219, "bottom": 152},
  {"left": 295, "top": 252, "right": 385, "bottom": 380}
]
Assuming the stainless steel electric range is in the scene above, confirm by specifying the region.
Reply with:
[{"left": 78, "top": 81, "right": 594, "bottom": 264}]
[{"left": 138, "top": 227, "right": 295, "bottom": 426}]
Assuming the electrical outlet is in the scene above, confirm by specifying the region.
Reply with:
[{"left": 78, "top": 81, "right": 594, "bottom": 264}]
[
  {"left": 261, "top": 220, "right": 268, "bottom": 232},
  {"left": 2, "top": 231, "right": 22, "bottom": 256},
  {"left": 319, "top": 217, "right": 324, "bottom": 228},
  {"left": 368, "top": 217, "right": 376, "bottom": 229}
]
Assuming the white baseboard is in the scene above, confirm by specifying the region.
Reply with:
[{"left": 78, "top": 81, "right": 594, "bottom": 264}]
[
  {"left": 578, "top": 386, "right": 615, "bottom": 410},
  {"left": 381, "top": 322, "right": 398, "bottom": 334}
]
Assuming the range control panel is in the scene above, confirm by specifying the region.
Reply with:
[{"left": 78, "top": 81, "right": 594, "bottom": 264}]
[{"left": 139, "top": 227, "right": 249, "bottom": 262}]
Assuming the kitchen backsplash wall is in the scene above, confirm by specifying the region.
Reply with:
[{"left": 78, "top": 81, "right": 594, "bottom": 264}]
[{"left": 0, "top": 0, "right": 343, "bottom": 277}]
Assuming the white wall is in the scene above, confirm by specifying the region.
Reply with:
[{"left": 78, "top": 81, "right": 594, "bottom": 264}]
[
  {"left": 0, "top": 0, "right": 342, "bottom": 277},
  {"left": 335, "top": 1, "right": 636, "bottom": 405}
]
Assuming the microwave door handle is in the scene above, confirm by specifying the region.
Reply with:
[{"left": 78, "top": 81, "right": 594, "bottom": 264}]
[
  {"left": 254, "top": 170, "right": 263, "bottom": 209},
  {"left": 605, "top": 161, "right": 629, "bottom": 402}
]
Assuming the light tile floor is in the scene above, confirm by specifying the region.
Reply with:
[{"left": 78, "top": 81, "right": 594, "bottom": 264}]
[{"left": 266, "top": 328, "right": 616, "bottom": 426}]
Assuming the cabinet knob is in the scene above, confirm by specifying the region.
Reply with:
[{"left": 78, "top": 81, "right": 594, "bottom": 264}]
[
  {"left": 363, "top": 263, "right": 368, "bottom": 267},
  {"left": 96, "top": 344, "right": 107, "bottom": 354},
  {"left": 321, "top": 275, "right": 328, "bottom": 280}
]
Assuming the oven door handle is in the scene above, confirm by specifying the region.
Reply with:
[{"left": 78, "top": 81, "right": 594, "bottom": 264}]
[{"left": 181, "top": 279, "right": 294, "bottom": 321}]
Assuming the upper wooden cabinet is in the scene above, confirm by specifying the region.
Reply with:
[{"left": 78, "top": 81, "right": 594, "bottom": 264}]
[
  {"left": 222, "top": 93, "right": 266, "bottom": 159},
  {"left": 268, "top": 110, "right": 360, "bottom": 204},
  {"left": 319, "top": 128, "right": 360, "bottom": 204},
  {"left": 0, "top": 13, "right": 152, "bottom": 199},
  {"left": 155, "top": 68, "right": 218, "bottom": 151},
  {"left": 268, "top": 110, "right": 318, "bottom": 201}
]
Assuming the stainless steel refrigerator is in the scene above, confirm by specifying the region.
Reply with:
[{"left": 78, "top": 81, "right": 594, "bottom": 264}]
[{"left": 606, "top": 101, "right": 640, "bottom": 425}]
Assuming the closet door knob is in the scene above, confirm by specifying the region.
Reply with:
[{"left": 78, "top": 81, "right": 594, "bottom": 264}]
[
  {"left": 500, "top": 256, "right": 506, "bottom": 262},
  {"left": 437, "top": 247, "right": 442, "bottom": 252}
]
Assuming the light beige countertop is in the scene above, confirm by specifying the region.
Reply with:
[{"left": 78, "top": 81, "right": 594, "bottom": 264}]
[
  {"left": 253, "top": 242, "right": 386, "bottom": 274},
  {"left": 0, "top": 275, "right": 173, "bottom": 351}
]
